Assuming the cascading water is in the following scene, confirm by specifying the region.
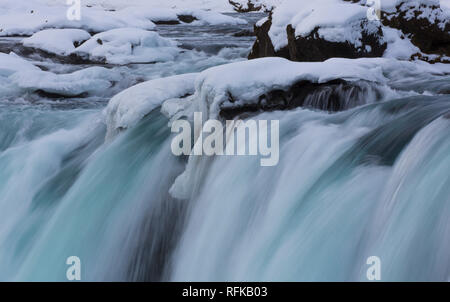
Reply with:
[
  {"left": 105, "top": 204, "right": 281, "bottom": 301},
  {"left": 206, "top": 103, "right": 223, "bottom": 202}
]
[
  {"left": 168, "top": 95, "right": 450, "bottom": 281},
  {"left": 0, "top": 13, "right": 449, "bottom": 282}
]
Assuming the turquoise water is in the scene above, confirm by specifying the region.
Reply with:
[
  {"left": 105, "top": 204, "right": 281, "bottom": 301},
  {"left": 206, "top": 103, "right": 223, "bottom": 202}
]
[{"left": 0, "top": 14, "right": 449, "bottom": 281}]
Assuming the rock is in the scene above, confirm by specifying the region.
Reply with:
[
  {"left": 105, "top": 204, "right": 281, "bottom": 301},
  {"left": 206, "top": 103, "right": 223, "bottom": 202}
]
[
  {"left": 249, "top": 13, "right": 386, "bottom": 62},
  {"left": 381, "top": 1, "right": 450, "bottom": 57},
  {"left": 229, "top": 0, "right": 263, "bottom": 13},
  {"left": 249, "top": 17, "right": 290, "bottom": 60},
  {"left": 152, "top": 15, "right": 198, "bottom": 25},
  {"left": 249, "top": 1, "right": 450, "bottom": 62},
  {"left": 285, "top": 21, "right": 387, "bottom": 62},
  {"left": 233, "top": 29, "right": 255, "bottom": 37},
  {"left": 0, "top": 40, "right": 98, "bottom": 65},
  {"left": 177, "top": 15, "right": 198, "bottom": 24},
  {"left": 153, "top": 20, "right": 181, "bottom": 25},
  {"left": 220, "top": 79, "right": 381, "bottom": 119}
]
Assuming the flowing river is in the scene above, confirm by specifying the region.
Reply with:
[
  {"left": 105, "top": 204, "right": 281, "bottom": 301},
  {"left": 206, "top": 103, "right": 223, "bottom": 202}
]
[{"left": 0, "top": 13, "right": 449, "bottom": 281}]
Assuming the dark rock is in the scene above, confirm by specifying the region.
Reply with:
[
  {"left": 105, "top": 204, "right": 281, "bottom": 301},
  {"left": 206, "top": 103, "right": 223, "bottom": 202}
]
[
  {"left": 36, "top": 89, "right": 89, "bottom": 99},
  {"left": 381, "top": 2, "right": 450, "bottom": 57},
  {"left": 286, "top": 22, "right": 387, "bottom": 62},
  {"left": 96, "top": 38, "right": 103, "bottom": 45},
  {"left": 250, "top": 0, "right": 450, "bottom": 62},
  {"left": 233, "top": 29, "right": 255, "bottom": 37},
  {"left": 151, "top": 15, "right": 197, "bottom": 25},
  {"left": 220, "top": 79, "right": 381, "bottom": 119},
  {"left": 248, "top": 17, "right": 290, "bottom": 60},
  {"left": 153, "top": 20, "right": 181, "bottom": 25},
  {"left": 229, "top": 0, "right": 263, "bottom": 13},
  {"left": 177, "top": 15, "right": 198, "bottom": 24},
  {"left": 250, "top": 15, "right": 386, "bottom": 62},
  {"left": 0, "top": 40, "right": 99, "bottom": 65},
  {"left": 73, "top": 39, "right": 88, "bottom": 48}
]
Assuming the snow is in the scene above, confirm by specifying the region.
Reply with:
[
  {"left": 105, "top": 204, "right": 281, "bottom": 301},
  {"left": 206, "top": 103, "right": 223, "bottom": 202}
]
[
  {"left": 104, "top": 73, "right": 198, "bottom": 139},
  {"left": 172, "top": 57, "right": 450, "bottom": 120},
  {"left": 229, "top": 0, "right": 283, "bottom": 11},
  {"left": 46, "top": 0, "right": 283, "bottom": 12},
  {"left": 0, "top": 0, "right": 156, "bottom": 36},
  {"left": 383, "top": 0, "right": 449, "bottom": 30},
  {"left": 10, "top": 66, "right": 121, "bottom": 97},
  {"left": 65, "top": 0, "right": 236, "bottom": 12},
  {"left": 0, "top": 52, "right": 42, "bottom": 98},
  {"left": 0, "top": 52, "right": 121, "bottom": 98},
  {"left": 0, "top": 0, "right": 246, "bottom": 37},
  {"left": 263, "top": 0, "right": 449, "bottom": 56},
  {"left": 267, "top": 0, "right": 373, "bottom": 51},
  {"left": 382, "top": 27, "right": 421, "bottom": 60},
  {"left": 22, "top": 29, "right": 91, "bottom": 55},
  {"left": 0, "top": 53, "right": 41, "bottom": 77},
  {"left": 104, "top": 55, "right": 450, "bottom": 139},
  {"left": 442, "top": 0, "right": 450, "bottom": 12},
  {"left": 73, "top": 28, "right": 180, "bottom": 64}
]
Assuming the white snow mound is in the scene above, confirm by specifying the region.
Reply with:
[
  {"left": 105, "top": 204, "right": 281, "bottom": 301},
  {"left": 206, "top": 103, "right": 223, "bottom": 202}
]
[
  {"left": 104, "top": 73, "right": 198, "bottom": 139},
  {"left": 22, "top": 29, "right": 91, "bottom": 55}
]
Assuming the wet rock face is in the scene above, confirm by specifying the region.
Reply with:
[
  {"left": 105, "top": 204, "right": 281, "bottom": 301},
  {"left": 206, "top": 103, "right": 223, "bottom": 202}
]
[
  {"left": 382, "top": 2, "right": 450, "bottom": 57},
  {"left": 220, "top": 80, "right": 381, "bottom": 119}
]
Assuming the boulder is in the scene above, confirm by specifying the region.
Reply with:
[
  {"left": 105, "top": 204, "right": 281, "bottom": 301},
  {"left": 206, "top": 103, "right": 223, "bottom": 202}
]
[
  {"left": 381, "top": 1, "right": 450, "bottom": 57},
  {"left": 249, "top": 0, "right": 450, "bottom": 63}
]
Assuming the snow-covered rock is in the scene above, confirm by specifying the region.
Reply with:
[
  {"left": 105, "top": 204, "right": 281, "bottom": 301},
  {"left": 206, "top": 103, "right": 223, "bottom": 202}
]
[
  {"left": 69, "top": 0, "right": 237, "bottom": 12},
  {"left": 182, "top": 57, "right": 390, "bottom": 120},
  {"left": 0, "top": 0, "right": 246, "bottom": 37},
  {"left": 0, "top": 52, "right": 122, "bottom": 98},
  {"left": 380, "top": 0, "right": 450, "bottom": 61},
  {"left": 10, "top": 66, "right": 121, "bottom": 97},
  {"left": 22, "top": 29, "right": 91, "bottom": 56},
  {"left": 250, "top": 0, "right": 387, "bottom": 61},
  {"left": 249, "top": 0, "right": 450, "bottom": 62},
  {"left": 72, "top": 28, "right": 180, "bottom": 64},
  {"left": 171, "top": 57, "right": 450, "bottom": 121},
  {"left": 0, "top": 52, "right": 41, "bottom": 77},
  {"left": 104, "top": 73, "right": 198, "bottom": 139},
  {"left": 229, "top": 0, "right": 282, "bottom": 12},
  {"left": 0, "top": 0, "right": 156, "bottom": 36},
  {"left": 104, "top": 56, "right": 450, "bottom": 139}
]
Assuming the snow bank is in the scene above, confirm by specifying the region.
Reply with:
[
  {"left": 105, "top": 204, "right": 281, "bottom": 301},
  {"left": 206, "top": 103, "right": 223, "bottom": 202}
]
[
  {"left": 178, "top": 57, "right": 450, "bottom": 120},
  {"left": 1, "top": 52, "right": 120, "bottom": 98},
  {"left": 73, "top": 28, "right": 180, "bottom": 64},
  {"left": 0, "top": 0, "right": 156, "bottom": 36},
  {"left": 268, "top": 0, "right": 372, "bottom": 51},
  {"left": 0, "top": 53, "right": 41, "bottom": 77},
  {"left": 382, "top": 0, "right": 448, "bottom": 30},
  {"left": 22, "top": 29, "right": 91, "bottom": 55},
  {"left": 62, "top": 0, "right": 236, "bottom": 12},
  {"left": 10, "top": 66, "right": 121, "bottom": 97},
  {"left": 104, "top": 73, "right": 198, "bottom": 139},
  {"left": 104, "top": 56, "right": 450, "bottom": 140},
  {"left": 229, "top": 0, "right": 283, "bottom": 12},
  {"left": 251, "top": 0, "right": 449, "bottom": 61},
  {"left": 0, "top": 0, "right": 246, "bottom": 37},
  {"left": 382, "top": 27, "right": 421, "bottom": 60}
]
